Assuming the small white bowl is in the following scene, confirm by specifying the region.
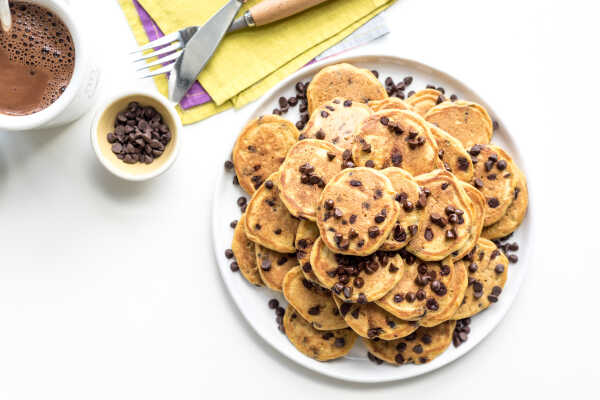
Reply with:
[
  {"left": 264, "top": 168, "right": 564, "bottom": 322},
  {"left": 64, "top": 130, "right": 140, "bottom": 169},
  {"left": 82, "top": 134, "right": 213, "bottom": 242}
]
[{"left": 90, "top": 90, "right": 181, "bottom": 181}]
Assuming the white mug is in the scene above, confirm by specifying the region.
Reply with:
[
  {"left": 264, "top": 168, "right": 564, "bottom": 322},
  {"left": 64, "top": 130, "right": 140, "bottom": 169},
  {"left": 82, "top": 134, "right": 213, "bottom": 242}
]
[{"left": 0, "top": 0, "right": 100, "bottom": 131}]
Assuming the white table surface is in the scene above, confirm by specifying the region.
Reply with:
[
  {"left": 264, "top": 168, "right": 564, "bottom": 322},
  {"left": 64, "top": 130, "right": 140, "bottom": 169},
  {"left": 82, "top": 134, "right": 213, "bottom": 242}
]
[{"left": 0, "top": 0, "right": 598, "bottom": 399}]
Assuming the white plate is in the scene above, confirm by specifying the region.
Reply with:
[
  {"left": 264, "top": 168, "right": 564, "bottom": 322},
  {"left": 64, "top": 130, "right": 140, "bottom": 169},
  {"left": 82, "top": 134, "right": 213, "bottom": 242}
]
[{"left": 211, "top": 54, "right": 531, "bottom": 383}]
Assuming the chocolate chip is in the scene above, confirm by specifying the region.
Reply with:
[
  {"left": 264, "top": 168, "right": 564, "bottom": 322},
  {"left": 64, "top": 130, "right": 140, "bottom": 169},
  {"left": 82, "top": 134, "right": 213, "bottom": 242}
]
[
  {"left": 353, "top": 276, "right": 364, "bottom": 288},
  {"left": 408, "top": 225, "right": 418, "bottom": 235},
  {"left": 413, "top": 344, "right": 423, "bottom": 354},
  {"left": 426, "top": 298, "right": 439, "bottom": 311},
  {"left": 487, "top": 197, "right": 500, "bottom": 208},
  {"left": 225, "top": 249, "right": 234, "bottom": 259},
  {"left": 350, "top": 179, "right": 362, "bottom": 187},
  {"left": 368, "top": 226, "right": 380, "bottom": 238},
  {"left": 474, "top": 178, "right": 484, "bottom": 189},
  {"left": 324, "top": 199, "right": 334, "bottom": 210},
  {"left": 424, "top": 227, "right": 434, "bottom": 241},
  {"left": 321, "top": 111, "right": 329, "bottom": 118},
  {"left": 445, "top": 228, "right": 457, "bottom": 240},
  {"left": 308, "top": 306, "right": 320, "bottom": 315},
  {"left": 487, "top": 295, "right": 498, "bottom": 303},
  {"left": 261, "top": 258, "right": 272, "bottom": 271},
  {"left": 357, "top": 293, "right": 367, "bottom": 304},
  {"left": 468, "top": 263, "right": 478, "bottom": 273},
  {"left": 508, "top": 254, "right": 519, "bottom": 263},
  {"left": 343, "top": 99, "right": 352, "bottom": 107},
  {"left": 496, "top": 160, "right": 507, "bottom": 170},
  {"left": 380, "top": 116, "right": 389, "bottom": 126},
  {"left": 342, "top": 149, "right": 352, "bottom": 161},
  {"left": 473, "top": 281, "right": 483, "bottom": 292},
  {"left": 495, "top": 264, "right": 505, "bottom": 274},
  {"left": 268, "top": 299, "right": 279, "bottom": 309}
]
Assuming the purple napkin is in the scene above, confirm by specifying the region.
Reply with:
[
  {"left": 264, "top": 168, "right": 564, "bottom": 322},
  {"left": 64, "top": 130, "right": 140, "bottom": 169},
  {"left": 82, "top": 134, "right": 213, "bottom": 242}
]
[{"left": 132, "top": 0, "right": 211, "bottom": 109}]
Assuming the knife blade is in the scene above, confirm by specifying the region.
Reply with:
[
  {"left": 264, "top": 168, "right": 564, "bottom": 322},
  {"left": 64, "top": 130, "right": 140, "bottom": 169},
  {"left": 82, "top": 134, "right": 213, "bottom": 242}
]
[{"left": 168, "top": 0, "right": 243, "bottom": 104}]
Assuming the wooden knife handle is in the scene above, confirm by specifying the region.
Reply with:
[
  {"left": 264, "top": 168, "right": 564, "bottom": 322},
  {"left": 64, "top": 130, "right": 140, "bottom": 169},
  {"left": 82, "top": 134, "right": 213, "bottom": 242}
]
[{"left": 249, "top": 0, "right": 330, "bottom": 27}]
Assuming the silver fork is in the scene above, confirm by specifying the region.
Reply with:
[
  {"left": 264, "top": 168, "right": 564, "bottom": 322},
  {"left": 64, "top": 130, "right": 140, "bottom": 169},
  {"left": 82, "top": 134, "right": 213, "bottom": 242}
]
[
  {"left": 131, "top": 0, "right": 249, "bottom": 79},
  {"left": 130, "top": 26, "right": 200, "bottom": 79}
]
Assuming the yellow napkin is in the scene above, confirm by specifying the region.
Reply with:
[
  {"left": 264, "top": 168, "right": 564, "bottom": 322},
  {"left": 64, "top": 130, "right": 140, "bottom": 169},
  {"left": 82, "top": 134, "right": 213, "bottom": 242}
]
[{"left": 119, "top": 0, "right": 395, "bottom": 124}]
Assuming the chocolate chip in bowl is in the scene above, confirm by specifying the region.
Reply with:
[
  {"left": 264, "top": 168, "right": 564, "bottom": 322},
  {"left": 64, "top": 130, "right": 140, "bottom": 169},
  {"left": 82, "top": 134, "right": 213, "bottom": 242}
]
[{"left": 91, "top": 91, "right": 181, "bottom": 181}]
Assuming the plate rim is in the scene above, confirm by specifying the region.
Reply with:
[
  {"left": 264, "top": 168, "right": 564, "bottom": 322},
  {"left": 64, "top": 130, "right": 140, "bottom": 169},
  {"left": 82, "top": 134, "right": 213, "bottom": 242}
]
[{"left": 211, "top": 53, "right": 533, "bottom": 383}]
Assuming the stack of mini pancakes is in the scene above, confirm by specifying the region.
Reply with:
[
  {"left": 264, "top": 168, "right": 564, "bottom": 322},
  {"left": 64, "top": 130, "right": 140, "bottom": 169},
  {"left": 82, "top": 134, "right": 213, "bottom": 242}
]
[{"left": 229, "top": 63, "right": 528, "bottom": 365}]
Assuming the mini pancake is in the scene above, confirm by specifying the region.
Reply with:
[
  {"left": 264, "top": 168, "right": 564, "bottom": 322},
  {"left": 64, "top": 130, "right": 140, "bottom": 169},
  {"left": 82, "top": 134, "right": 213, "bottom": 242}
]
[
  {"left": 283, "top": 267, "right": 347, "bottom": 330},
  {"left": 333, "top": 297, "right": 419, "bottom": 340},
  {"left": 453, "top": 238, "right": 509, "bottom": 320},
  {"left": 315, "top": 167, "right": 399, "bottom": 256},
  {"left": 376, "top": 254, "right": 467, "bottom": 327},
  {"left": 233, "top": 114, "right": 298, "bottom": 194},
  {"left": 368, "top": 97, "right": 412, "bottom": 112},
  {"left": 469, "top": 144, "right": 517, "bottom": 226},
  {"left": 482, "top": 165, "right": 528, "bottom": 239},
  {"left": 310, "top": 238, "right": 404, "bottom": 303},
  {"left": 301, "top": 98, "right": 372, "bottom": 152},
  {"left": 283, "top": 305, "right": 357, "bottom": 362},
  {"left": 364, "top": 320, "right": 456, "bottom": 365},
  {"left": 429, "top": 124, "right": 474, "bottom": 182},
  {"left": 306, "top": 63, "right": 387, "bottom": 115},
  {"left": 352, "top": 110, "right": 439, "bottom": 176},
  {"left": 425, "top": 100, "right": 493, "bottom": 148},
  {"left": 405, "top": 89, "right": 446, "bottom": 116},
  {"left": 452, "top": 182, "right": 486, "bottom": 262},
  {"left": 279, "top": 139, "right": 344, "bottom": 220},
  {"left": 255, "top": 244, "right": 298, "bottom": 292},
  {"left": 406, "top": 170, "right": 474, "bottom": 261},
  {"left": 380, "top": 168, "right": 422, "bottom": 251},
  {"left": 295, "top": 220, "right": 322, "bottom": 284},
  {"left": 244, "top": 172, "right": 300, "bottom": 253},
  {"left": 231, "top": 214, "right": 262, "bottom": 286}
]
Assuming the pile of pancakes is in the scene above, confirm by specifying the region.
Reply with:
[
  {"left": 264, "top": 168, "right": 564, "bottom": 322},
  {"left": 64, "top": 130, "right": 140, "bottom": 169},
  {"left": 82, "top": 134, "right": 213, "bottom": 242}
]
[{"left": 229, "top": 63, "right": 528, "bottom": 365}]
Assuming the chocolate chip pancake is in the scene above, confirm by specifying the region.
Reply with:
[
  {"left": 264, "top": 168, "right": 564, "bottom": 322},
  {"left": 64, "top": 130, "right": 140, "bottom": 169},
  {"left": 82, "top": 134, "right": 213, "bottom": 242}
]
[
  {"left": 405, "top": 89, "right": 446, "bottom": 116},
  {"left": 333, "top": 297, "right": 419, "bottom": 340},
  {"left": 482, "top": 165, "right": 528, "bottom": 239},
  {"left": 233, "top": 114, "right": 298, "bottom": 194},
  {"left": 429, "top": 124, "right": 474, "bottom": 182},
  {"left": 316, "top": 167, "right": 400, "bottom": 256},
  {"left": 453, "top": 238, "right": 508, "bottom": 320},
  {"left": 255, "top": 244, "right": 298, "bottom": 292},
  {"left": 310, "top": 238, "right": 404, "bottom": 303},
  {"left": 469, "top": 144, "right": 517, "bottom": 226},
  {"left": 301, "top": 98, "right": 372, "bottom": 151},
  {"left": 283, "top": 305, "right": 357, "bottom": 361},
  {"left": 364, "top": 320, "right": 456, "bottom": 365},
  {"left": 425, "top": 100, "right": 493, "bottom": 148},
  {"left": 406, "top": 170, "right": 474, "bottom": 261},
  {"left": 295, "top": 220, "right": 321, "bottom": 284},
  {"left": 279, "top": 139, "right": 344, "bottom": 220},
  {"left": 306, "top": 63, "right": 387, "bottom": 115},
  {"left": 368, "top": 97, "right": 412, "bottom": 112},
  {"left": 375, "top": 254, "right": 467, "bottom": 327},
  {"left": 452, "top": 182, "right": 486, "bottom": 262},
  {"left": 282, "top": 267, "right": 348, "bottom": 330},
  {"left": 352, "top": 110, "right": 439, "bottom": 176},
  {"left": 244, "top": 172, "right": 300, "bottom": 253},
  {"left": 380, "top": 168, "right": 422, "bottom": 251},
  {"left": 231, "top": 214, "right": 262, "bottom": 286}
]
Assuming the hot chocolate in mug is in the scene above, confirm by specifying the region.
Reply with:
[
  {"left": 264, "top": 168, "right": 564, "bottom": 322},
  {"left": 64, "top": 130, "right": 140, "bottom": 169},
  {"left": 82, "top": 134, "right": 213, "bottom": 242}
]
[{"left": 0, "top": 0, "right": 100, "bottom": 131}]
